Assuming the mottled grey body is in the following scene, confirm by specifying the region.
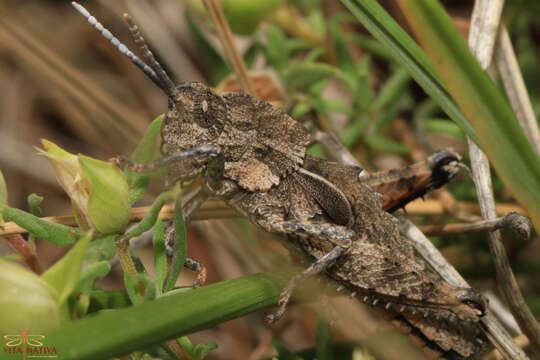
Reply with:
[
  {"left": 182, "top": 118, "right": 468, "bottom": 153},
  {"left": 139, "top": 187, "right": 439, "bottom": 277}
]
[{"left": 159, "top": 82, "right": 488, "bottom": 358}]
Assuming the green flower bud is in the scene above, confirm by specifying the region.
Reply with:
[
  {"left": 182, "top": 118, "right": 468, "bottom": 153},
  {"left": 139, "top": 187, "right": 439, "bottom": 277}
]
[
  {"left": 0, "top": 260, "right": 60, "bottom": 333},
  {"left": 79, "top": 156, "right": 130, "bottom": 234},
  {"left": 38, "top": 140, "right": 91, "bottom": 229},
  {"left": 39, "top": 140, "right": 130, "bottom": 235}
]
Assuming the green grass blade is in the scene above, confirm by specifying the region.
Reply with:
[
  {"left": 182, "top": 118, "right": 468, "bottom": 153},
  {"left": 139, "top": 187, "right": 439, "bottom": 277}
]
[
  {"left": 44, "top": 272, "right": 291, "bottom": 360},
  {"left": 398, "top": 0, "right": 540, "bottom": 233},
  {"left": 340, "top": 0, "right": 478, "bottom": 143}
]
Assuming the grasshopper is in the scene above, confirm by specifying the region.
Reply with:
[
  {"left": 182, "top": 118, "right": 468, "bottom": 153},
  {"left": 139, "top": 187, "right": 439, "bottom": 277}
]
[{"left": 72, "top": 3, "right": 489, "bottom": 358}]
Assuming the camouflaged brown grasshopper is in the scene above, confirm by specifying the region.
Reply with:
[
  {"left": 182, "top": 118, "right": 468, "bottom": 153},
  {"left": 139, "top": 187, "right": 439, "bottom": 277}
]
[{"left": 73, "top": 3, "right": 490, "bottom": 358}]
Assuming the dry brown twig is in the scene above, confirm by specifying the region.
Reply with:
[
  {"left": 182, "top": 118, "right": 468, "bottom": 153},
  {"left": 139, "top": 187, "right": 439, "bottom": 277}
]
[
  {"left": 202, "top": 0, "right": 255, "bottom": 96},
  {"left": 467, "top": 0, "right": 540, "bottom": 357}
]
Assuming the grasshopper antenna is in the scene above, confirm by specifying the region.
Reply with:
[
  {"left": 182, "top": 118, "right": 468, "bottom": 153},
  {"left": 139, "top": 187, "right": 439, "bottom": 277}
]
[
  {"left": 71, "top": 2, "right": 175, "bottom": 96},
  {"left": 122, "top": 14, "right": 177, "bottom": 97}
]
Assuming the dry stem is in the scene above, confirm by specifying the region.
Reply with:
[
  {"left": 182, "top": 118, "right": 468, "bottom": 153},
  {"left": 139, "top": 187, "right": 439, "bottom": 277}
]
[{"left": 468, "top": 0, "right": 540, "bottom": 356}]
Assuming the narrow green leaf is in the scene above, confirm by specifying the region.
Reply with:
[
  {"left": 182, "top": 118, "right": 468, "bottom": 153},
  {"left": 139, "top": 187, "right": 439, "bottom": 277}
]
[
  {"left": 73, "top": 261, "right": 111, "bottom": 317},
  {"left": 329, "top": 21, "right": 356, "bottom": 76},
  {"left": 124, "top": 272, "right": 144, "bottom": 306},
  {"left": 75, "top": 261, "right": 111, "bottom": 295},
  {"left": 340, "top": 0, "right": 478, "bottom": 143},
  {"left": 271, "top": 340, "right": 296, "bottom": 360},
  {"left": 88, "top": 290, "right": 131, "bottom": 312},
  {"left": 319, "top": 99, "right": 354, "bottom": 115},
  {"left": 421, "top": 118, "right": 465, "bottom": 140},
  {"left": 286, "top": 62, "right": 336, "bottom": 91},
  {"left": 398, "top": 0, "right": 540, "bottom": 233},
  {"left": 126, "top": 115, "right": 164, "bottom": 204},
  {"left": 122, "top": 191, "right": 175, "bottom": 242},
  {"left": 316, "top": 314, "right": 331, "bottom": 360},
  {"left": 85, "top": 235, "right": 117, "bottom": 263},
  {"left": 2, "top": 207, "right": 82, "bottom": 245},
  {"left": 45, "top": 272, "right": 293, "bottom": 360},
  {"left": 193, "top": 342, "right": 218, "bottom": 360},
  {"left": 0, "top": 170, "right": 7, "bottom": 224},
  {"left": 349, "top": 33, "right": 394, "bottom": 61},
  {"left": 27, "top": 193, "right": 44, "bottom": 217},
  {"left": 153, "top": 220, "right": 167, "bottom": 296},
  {"left": 165, "top": 200, "right": 187, "bottom": 291},
  {"left": 265, "top": 24, "right": 289, "bottom": 74},
  {"left": 178, "top": 336, "right": 194, "bottom": 354},
  {"left": 372, "top": 67, "right": 411, "bottom": 111},
  {"left": 42, "top": 231, "right": 93, "bottom": 307},
  {"left": 291, "top": 102, "right": 313, "bottom": 119},
  {"left": 365, "top": 133, "right": 409, "bottom": 154}
]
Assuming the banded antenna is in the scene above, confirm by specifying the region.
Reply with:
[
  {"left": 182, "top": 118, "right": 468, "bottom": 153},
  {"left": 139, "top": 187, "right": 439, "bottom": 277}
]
[{"left": 71, "top": 2, "right": 176, "bottom": 97}]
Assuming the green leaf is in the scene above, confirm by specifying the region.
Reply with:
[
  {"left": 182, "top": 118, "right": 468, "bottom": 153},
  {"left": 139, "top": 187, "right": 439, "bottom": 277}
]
[
  {"left": 178, "top": 336, "right": 194, "bottom": 354},
  {"left": 421, "top": 118, "right": 465, "bottom": 140},
  {"left": 340, "top": 0, "right": 478, "bottom": 143},
  {"left": 0, "top": 169, "right": 7, "bottom": 224},
  {"left": 75, "top": 261, "right": 111, "bottom": 295},
  {"left": 121, "top": 191, "right": 175, "bottom": 243},
  {"left": 193, "top": 342, "right": 218, "bottom": 360},
  {"left": 42, "top": 231, "right": 93, "bottom": 307},
  {"left": 365, "top": 133, "right": 409, "bottom": 154},
  {"left": 126, "top": 115, "right": 164, "bottom": 204},
  {"left": 165, "top": 200, "right": 187, "bottom": 292},
  {"left": 85, "top": 235, "right": 117, "bottom": 263},
  {"left": 45, "top": 271, "right": 293, "bottom": 360},
  {"left": 124, "top": 272, "right": 144, "bottom": 306},
  {"left": 79, "top": 155, "right": 131, "bottom": 234},
  {"left": 27, "top": 193, "right": 44, "bottom": 217},
  {"left": 329, "top": 21, "right": 356, "bottom": 76},
  {"left": 153, "top": 220, "right": 167, "bottom": 296},
  {"left": 88, "top": 290, "right": 131, "bottom": 312},
  {"left": 372, "top": 67, "right": 411, "bottom": 111},
  {"left": 398, "top": 0, "right": 540, "bottom": 234},
  {"left": 1, "top": 207, "right": 82, "bottom": 245},
  {"left": 319, "top": 99, "right": 354, "bottom": 115},
  {"left": 73, "top": 261, "right": 111, "bottom": 317},
  {"left": 291, "top": 102, "right": 313, "bottom": 119},
  {"left": 285, "top": 62, "right": 336, "bottom": 91},
  {"left": 265, "top": 24, "right": 289, "bottom": 74},
  {"left": 271, "top": 340, "right": 296, "bottom": 360},
  {"left": 316, "top": 314, "right": 331, "bottom": 360}
]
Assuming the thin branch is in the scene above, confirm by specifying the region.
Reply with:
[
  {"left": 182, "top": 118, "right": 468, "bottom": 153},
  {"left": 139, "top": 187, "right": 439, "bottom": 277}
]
[
  {"left": 0, "top": 198, "right": 527, "bottom": 237},
  {"left": 419, "top": 212, "right": 531, "bottom": 239},
  {"left": 494, "top": 27, "right": 540, "bottom": 156},
  {"left": 202, "top": 0, "right": 255, "bottom": 95},
  {"left": 468, "top": 0, "right": 540, "bottom": 357}
]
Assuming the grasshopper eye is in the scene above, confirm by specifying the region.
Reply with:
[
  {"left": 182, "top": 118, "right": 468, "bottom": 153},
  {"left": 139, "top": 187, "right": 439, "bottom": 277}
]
[{"left": 176, "top": 83, "right": 226, "bottom": 132}]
